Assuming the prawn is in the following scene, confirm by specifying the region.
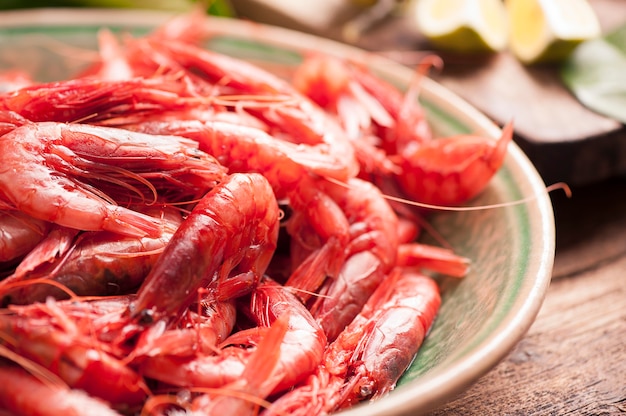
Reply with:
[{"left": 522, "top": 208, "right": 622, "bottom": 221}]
[
  {"left": 128, "top": 119, "right": 352, "bottom": 196},
  {"left": 123, "top": 38, "right": 359, "bottom": 181},
  {"left": 128, "top": 119, "right": 356, "bottom": 296},
  {"left": 139, "top": 313, "right": 289, "bottom": 416},
  {"left": 183, "top": 314, "right": 290, "bottom": 416},
  {"left": 136, "top": 277, "right": 325, "bottom": 397},
  {"left": 0, "top": 74, "right": 214, "bottom": 125},
  {"left": 293, "top": 53, "right": 434, "bottom": 155},
  {"left": 244, "top": 278, "right": 328, "bottom": 394},
  {"left": 131, "top": 298, "right": 237, "bottom": 361},
  {"left": 293, "top": 53, "right": 513, "bottom": 206},
  {"left": 0, "top": 210, "right": 50, "bottom": 264},
  {"left": 0, "top": 365, "right": 123, "bottom": 416},
  {"left": 0, "top": 207, "right": 182, "bottom": 305},
  {"left": 0, "top": 122, "right": 227, "bottom": 237},
  {"left": 396, "top": 121, "right": 514, "bottom": 206},
  {"left": 328, "top": 271, "right": 441, "bottom": 410},
  {"left": 292, "top": 54, "right": 421, "bottom": 176},
  {"left": 127, "top": 172, "right": 280, "bottom": 326},
  {"left": 265, "top": 270, "right": 441, "bottom": 415},
  {"left": 286, "top": 177, "right": 399, "bottom": 341},
  {"left": 129, "top": 119, "right": 356, "bottom": 289},
  {"left": 0, "top": 299, "right": 151, "bottom": 409}
]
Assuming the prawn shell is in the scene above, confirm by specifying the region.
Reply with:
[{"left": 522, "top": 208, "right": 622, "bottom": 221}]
[{"left": 130, "top": 172, "right": 280, "bottom": 324}]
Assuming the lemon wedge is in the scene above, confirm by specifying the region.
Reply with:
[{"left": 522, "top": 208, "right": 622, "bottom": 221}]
[
  {"left": 506, "top": 0, "right": 601, "bottom": 64},
  {"left": 411, "top": 0, "right": 508, "bottom": 54}
]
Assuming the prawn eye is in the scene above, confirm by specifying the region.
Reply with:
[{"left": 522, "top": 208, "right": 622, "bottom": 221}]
[
  {"left": 137, "top": 308, "right": 155, "bottom": 325},
  {"left": 357, "top": 379, "right": 376, "bottom": 400}
]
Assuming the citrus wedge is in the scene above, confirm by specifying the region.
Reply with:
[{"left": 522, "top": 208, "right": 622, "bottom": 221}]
[
  {"left": 411, "top": 0, "right": 508, "bottom": 54},
  {"left": 506, "top": 0, "right": 601, "bottom": 64}
]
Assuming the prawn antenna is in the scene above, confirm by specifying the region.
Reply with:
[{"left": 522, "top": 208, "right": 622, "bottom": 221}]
[
  {"left": 325, "top": 177, "right": 571, "bottom": 212},
  {"left": 0, "top": 344, "right": 67, "bottom": 389},
  {"left": 0, "top": 277, "right": 79, "bottom": 300},
  {"left": 284, "top": 285, "right": 333, "bottom": 300},
  {"left": 141, "top": 387, "right": 276, "bottom": 416}
]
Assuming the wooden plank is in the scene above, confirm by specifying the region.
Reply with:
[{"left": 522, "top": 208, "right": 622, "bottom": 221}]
[
  {"left": 427, "top": 255, "right": 626, "bottom": 415},
  {"left": 427, "top": 176, "right": 626, "bottom": 415}
]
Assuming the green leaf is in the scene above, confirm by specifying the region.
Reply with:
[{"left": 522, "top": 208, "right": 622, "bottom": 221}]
[
  {"left": 561, "top": 23, "right": 626, "bottom": 124},
  {"left": 206, "top": 0, "right": 234, "bottom": 17}
]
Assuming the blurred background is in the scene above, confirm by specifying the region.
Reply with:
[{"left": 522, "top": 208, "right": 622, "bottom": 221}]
[{"left": 0, "top": 0, "right": 234, "bottom": 15}]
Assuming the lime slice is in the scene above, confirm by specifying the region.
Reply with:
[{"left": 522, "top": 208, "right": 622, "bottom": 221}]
[
  {"left": 410, "top": 0, "right": 508, "bottom": 54},
  {"left": 506, "top": 0, "right": 601, "bottom": 64}
]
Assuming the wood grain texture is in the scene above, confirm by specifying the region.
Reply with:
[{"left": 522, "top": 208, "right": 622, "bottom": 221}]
[{"left": 426, "top": 179, "right": 626, "bottom": 415}]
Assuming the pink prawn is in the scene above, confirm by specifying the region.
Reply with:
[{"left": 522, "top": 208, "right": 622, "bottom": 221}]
[
  {"left": 0, "top": 122, "right": 226, "bottom": 237},
  {"left": 0, "top": 365, "right": 123, "bottom": 416},
  {"left": 265, "top": 270, "right": 441, "bottom": 415},
  {"left": 293, "top": 53, "right": 513, "bottom": 206},
  {"left": 135, "top": 278, "right": 326, "bottom": 397},
  {"left": 0, "top": 210, "right": 50, "bottom": 265},
  {"left": 126, "top": 172, "right": 280, "bottom": 327},
  {"left": 0, "top": 298, "right": 151, "bottom": 410}
]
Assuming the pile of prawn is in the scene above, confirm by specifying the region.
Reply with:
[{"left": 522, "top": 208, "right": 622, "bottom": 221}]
[{"left": 0, "top": 10, "right": 513, "bottom": 416}]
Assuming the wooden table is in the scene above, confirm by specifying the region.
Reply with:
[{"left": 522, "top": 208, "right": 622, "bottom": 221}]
[{"left": 426, "top": 178, "right": 626, "bottom": 415}]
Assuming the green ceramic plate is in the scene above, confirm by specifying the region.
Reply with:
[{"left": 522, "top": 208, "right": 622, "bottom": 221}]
[{"left": 0, "top": 9, "right": 555, "bottom": 415}]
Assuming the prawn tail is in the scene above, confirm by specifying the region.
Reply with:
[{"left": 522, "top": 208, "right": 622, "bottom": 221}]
[
  {"left": 397, "top": 242, "right": 471, "bottom": 278},
  {"left": 105, "top": 205, "right": 166, "bottom": 238},
  {"left": 490, "top": 120, "right": 514, "bottom": 171}
]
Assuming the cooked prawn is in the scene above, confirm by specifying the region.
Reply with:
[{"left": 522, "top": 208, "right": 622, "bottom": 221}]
[
  {"left": 0, "top": 208, "right": 181, "bottom": 305},
  {"left": 0, "top": 299, "right": 150, "bottom": 408},
  {"left": 0, "top": 210, "right": 50, "bottom": 264},
  {"left": 0, "top": 122, "right": 226, "bottom": 237},
  {"left": 0, "top": 365, "right": 123, "bottom": 416},
  {"left": 265, "top": 270, "right": 441, "bottom": 415},
  {"left": 127, "top": 172, "right": 280, "bottom": 326}
]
